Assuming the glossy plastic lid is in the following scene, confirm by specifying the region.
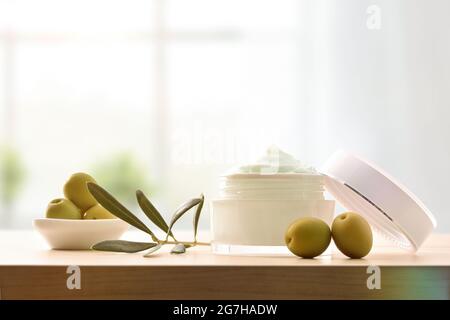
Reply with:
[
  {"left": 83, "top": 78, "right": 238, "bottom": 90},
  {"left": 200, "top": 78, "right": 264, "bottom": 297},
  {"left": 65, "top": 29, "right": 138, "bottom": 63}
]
[{"left": 321, "top": 150, "right": 437, "bottom": 252}]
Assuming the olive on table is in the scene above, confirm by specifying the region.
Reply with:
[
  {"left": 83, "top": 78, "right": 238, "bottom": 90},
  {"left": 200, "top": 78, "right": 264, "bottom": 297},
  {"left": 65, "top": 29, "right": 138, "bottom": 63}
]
[
  {"left": 332, "top": 212, "right": 373, "bottom": 259},
  {"left": 285, "top": 217, "right": 331, "bottom": 258}
]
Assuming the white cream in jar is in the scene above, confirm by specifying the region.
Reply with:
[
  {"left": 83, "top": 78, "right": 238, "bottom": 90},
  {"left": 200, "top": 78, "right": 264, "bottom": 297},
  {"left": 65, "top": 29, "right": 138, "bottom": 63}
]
[{"left": 211, "top": 146, "right": 335, "bottom": 254}]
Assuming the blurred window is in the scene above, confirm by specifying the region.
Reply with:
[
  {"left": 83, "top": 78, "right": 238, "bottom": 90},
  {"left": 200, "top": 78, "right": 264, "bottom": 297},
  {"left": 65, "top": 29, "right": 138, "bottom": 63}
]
[{"left": 0, "top": 0, "right": 301, "bottom": 229}]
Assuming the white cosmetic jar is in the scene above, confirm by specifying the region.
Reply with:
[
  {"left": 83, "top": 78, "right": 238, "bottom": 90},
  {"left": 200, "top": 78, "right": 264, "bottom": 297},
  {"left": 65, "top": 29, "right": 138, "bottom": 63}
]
[{"left": 211, "top": 173, "right": 335, "bottom": 254}]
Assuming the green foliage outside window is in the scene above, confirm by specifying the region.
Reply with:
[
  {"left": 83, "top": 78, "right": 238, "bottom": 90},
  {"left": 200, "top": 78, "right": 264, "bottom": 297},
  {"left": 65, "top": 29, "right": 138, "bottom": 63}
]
[
  {"left": 0, "top": 145, "right": 26, "bottom": 208},
  {"left": 91, "top": 152, "right": 154, "bottom": 207}
]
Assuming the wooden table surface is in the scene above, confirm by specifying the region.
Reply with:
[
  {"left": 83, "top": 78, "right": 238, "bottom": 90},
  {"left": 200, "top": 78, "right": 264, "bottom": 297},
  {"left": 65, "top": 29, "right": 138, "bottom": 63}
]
[{"left": 0, "top": 231, "right": 449, "bottom": 299}]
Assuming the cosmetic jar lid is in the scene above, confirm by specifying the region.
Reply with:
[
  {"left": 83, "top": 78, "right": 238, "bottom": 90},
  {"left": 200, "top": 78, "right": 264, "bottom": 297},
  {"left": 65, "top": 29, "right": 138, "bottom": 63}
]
[{"left": 321, "top": 150, "right": 436, "bottom": 252}]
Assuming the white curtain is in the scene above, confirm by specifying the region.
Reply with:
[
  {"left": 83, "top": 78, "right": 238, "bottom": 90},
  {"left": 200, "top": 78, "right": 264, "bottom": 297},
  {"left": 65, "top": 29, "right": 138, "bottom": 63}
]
[{"left": 295, "top": 0, "right": 450, "bottom": 231}]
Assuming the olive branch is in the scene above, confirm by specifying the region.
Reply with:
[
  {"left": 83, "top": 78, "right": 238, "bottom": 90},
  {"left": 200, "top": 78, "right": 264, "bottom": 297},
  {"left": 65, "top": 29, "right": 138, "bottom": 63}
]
[{"left": 87, "top": 182, "right": 207, "bottom": 257}]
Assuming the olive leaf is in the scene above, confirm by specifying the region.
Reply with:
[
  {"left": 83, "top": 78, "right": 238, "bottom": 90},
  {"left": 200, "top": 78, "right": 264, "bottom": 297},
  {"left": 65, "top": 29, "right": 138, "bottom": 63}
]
[
  {"left": 136, "top": 190, "right": 175, "bottom": 240},
  {"left": 171, "top": 243, "right": 186, "bottom": 254},
  {"left": 165, "top": 198, "right": 201, "bottom": 241},
  {"left": 143, "top": 243, "right": 163, "bottom": 257},
  {"left": 89, "top": 183, "right": 209, "bottom": 256},
  {"left": 87, "top": 183, "right": 159, "bottom": 242},
  {"left": 193, "top": 194, "right": 204, "bottom": 243},
  {"left": 92, "top": 240, "right": 158, "bottom": 253}
]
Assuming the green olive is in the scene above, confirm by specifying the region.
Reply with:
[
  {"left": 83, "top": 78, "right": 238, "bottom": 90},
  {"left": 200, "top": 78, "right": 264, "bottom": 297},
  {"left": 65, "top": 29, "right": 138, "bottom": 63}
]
[
  {"left": 46, "top": 198, "right": 82, "bottom": 219},
  {"left": 285, "top": 217, "right": 331, "bottom": 258},
  {"left": 83, "top": 204, "right": 116, "bottom": 220},
  {"left": 332, "top": 212, "right": 373, "bottom": 259},
  {"left": 63, "top": 172, "right": 98, "bottom": 212}
]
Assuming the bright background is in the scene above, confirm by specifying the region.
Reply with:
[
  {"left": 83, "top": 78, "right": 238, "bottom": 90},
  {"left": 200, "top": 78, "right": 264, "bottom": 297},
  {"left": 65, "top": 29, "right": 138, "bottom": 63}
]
[{"left": 1, "top": 0, "right": 449, "bottom": 232}]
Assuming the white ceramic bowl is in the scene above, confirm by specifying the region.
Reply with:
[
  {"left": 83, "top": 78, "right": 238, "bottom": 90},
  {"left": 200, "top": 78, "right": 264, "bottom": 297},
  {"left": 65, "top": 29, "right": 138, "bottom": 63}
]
[{"left": 33, "top": 218, "right": 129, "bottom": 250}]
